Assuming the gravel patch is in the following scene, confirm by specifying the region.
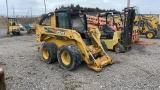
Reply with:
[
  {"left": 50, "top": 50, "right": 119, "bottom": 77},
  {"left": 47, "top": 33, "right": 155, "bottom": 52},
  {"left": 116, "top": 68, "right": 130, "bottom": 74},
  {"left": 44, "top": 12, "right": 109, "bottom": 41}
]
[{"left": 0, "top": 29, "right": 160, "bottom": 90}]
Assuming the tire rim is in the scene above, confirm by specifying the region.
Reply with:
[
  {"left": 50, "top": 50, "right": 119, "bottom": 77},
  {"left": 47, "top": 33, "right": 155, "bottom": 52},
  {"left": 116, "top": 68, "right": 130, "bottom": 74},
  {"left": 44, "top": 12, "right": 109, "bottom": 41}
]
[
  {"left": 61, "top": 51, "right": 71, "bottom": 65},
  {"left": 42, "top": 48, "right": 49, "bottom": 60},
  {"left": 115, "top": 47, "right": 120, "bottom": 53},
  {"left": 147, "top": 32, "right": 153, "bottom": 38}
]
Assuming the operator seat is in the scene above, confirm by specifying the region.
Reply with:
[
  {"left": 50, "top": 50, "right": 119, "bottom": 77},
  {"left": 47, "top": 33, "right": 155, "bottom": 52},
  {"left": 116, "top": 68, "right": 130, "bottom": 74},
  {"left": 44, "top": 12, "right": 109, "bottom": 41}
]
[
  {"left": 73, "top": 27, "right": 89, "bottom": 39},
  {"left": 100, "top": 25, "right": 114, "bottom": 39},
  {"left": 12, "top": 22, "right": 16, "bottom": 26}
]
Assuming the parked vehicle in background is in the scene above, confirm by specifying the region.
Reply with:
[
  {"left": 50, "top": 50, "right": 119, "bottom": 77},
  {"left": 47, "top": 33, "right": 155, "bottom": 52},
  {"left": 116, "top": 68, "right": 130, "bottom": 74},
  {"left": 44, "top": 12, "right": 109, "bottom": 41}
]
[
  {"left": 18, "top": 24, "right": 26, "bottom": 31},
  {"left": 8, "top": 18, "right": 22, "bottom": 36},
  {"left": 25, "top": 24, "right": 36, "bottom": 33},
  {"left": 25, "top": 24, "right": 34, "bottom": 29}
]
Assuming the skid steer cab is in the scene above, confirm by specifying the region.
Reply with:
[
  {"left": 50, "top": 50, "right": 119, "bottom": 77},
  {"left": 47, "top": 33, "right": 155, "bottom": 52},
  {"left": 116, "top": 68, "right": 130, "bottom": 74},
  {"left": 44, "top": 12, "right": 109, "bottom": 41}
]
[
  {"left": 98, "top": 7, "right": 135, "bottom": 53},
  {"left": 36, "top": 9, "right": 113, "bottom": 71},
  {"left": 8, "top": 18, "right": 22, "bottom": 36}
]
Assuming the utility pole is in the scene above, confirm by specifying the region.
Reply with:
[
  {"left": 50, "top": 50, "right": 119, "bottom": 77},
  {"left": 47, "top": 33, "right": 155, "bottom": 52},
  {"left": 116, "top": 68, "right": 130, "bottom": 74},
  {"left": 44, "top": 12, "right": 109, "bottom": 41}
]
[
  {"left": 44, "top": 0, "right": 46, "bottom": 14},
  {"left": 6, "top": 0, "right": 8, "bottom": 18},
  {"left": 12, "top": 4, "right": 15, "bottom": 18},
  {"left": 127, "top": 0, "right": 130, "bottom": 7},
  {"left": 6, "top": 0, "right": 9, "bottom": 34},
  {"left": 30, "top": 6, "right": 32, "bottom": 17}
]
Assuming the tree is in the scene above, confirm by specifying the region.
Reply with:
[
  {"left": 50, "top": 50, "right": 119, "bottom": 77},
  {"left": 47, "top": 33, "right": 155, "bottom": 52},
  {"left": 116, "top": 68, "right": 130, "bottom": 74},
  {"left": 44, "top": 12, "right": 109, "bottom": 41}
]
[
  {"left": 60, "top": 5, "right": 64, "bottom": 9},
  {"left": 76, "top": 4, "right": 81, "bottom": 10},
  {"left": 56, "top": 4, "right": 111, "bottom": 13},
  {"left": 70, "top": 4, "right": 74, "bottom": 9},
  {"left": 95, "top": 7, "right": 99, "bottom": 12}
]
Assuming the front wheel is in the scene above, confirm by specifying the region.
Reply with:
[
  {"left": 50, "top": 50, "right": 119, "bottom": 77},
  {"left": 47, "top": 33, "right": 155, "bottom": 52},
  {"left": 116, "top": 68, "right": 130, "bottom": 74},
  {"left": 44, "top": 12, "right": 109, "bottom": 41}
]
[
  {"left": 57, "top": 44, "right": 82, "bottom": 71},
  {"left": 114, "top": 44, "right": 125, "bottom": 53},
  {"left": 146, "top": 30, "right": 155, "bottom": 39},
  {"left": 12, "top": 31, "right": 16, "bottom": 36},
  {"left": 40, "top": 42, "right": 58, "bottom": 63}
]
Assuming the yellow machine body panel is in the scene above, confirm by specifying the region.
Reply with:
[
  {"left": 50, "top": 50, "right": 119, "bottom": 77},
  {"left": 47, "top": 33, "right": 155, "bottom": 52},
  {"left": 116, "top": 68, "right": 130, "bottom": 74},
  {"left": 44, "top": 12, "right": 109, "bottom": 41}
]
[
  {"left": 103, "top": 31, "right": 122, "bottom": 50},
  {"left": 9, "top": 26, "right": 20, "bottom": 32}
]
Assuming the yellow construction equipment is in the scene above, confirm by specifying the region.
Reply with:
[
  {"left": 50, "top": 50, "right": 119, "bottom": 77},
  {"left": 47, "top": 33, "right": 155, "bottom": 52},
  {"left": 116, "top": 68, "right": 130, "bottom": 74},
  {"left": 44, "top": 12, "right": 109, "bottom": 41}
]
[
  {"left": 36, "top": 9, "right": 113, "bottom": 71},
  {"left": 7, "top": 18, "right": 22, "bottom": 36},
  {"left": 134, "top": 15, "right": 160, "bottom": 38},
  {"left": 87, "top": 7, "right": 136, "bottom": 53}
]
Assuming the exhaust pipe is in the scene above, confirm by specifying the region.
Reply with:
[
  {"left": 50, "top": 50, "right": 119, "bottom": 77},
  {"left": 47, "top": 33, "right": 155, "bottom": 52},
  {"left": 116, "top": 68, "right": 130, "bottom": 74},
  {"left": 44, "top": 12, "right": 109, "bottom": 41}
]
[{"left": 0, "top": 68, "right": 6, "bottom": 90}]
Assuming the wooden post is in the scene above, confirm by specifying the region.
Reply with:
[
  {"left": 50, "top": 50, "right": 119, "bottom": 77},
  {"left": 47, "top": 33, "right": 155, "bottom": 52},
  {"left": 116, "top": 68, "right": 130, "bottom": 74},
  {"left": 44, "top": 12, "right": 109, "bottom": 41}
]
[
  {"left": 6, "top": 0, "right": 9, "bottom": 34},
  {"left": 0, "top": 68, "right": 6, "bottom": 90}
]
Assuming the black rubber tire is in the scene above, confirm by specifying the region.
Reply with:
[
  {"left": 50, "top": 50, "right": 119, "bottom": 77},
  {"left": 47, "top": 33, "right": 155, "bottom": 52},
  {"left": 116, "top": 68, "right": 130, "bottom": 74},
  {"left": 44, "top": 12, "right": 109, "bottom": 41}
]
[
  {"left": 16, "top": 32, "right": 21, "bottom": 36},
  {"left": 12, "top": 31, "right": 16, "bottom": 36},
  {"left": 146, "top": 30, "right": 155, "bottom": 39},
  {"left": 12, "top": 31, "right": 21, "bottom": 36},
  {"left": 114, "top": 44, "right": 125, "bottom": 53},
  {"left": 41, "top": 42, "right": 58, "bottom": 64},
  {"left": 57, "top": 44, "right": 82, "bottom": 71},
  {"left": 101, "top": 40, "right": 108, "bottom": 53}
]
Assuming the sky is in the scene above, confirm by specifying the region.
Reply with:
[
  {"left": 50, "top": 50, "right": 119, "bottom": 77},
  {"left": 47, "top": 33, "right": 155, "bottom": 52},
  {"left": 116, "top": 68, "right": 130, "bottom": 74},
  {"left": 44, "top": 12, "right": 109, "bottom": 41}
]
[{"left": 0, "top": 0, "right": 160, "bottom": 17}]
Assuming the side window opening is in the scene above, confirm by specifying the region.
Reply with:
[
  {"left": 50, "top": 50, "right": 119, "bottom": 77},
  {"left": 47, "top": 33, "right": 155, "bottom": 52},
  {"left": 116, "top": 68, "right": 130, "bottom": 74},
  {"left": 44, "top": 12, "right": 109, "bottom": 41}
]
[
  {"left": 43, "top": 17, "right": 51, "bottom": 26},
  {"left": 71, "top": 15, "right": 85, "bottom": 30}
]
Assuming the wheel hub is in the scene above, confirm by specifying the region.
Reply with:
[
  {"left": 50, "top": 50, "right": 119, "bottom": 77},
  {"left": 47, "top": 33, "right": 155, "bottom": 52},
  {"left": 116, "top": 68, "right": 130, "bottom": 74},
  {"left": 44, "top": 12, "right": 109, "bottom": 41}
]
[
  {"left": 147, "top": 32, "right": 153, "bottom": 38},
  {"left": 115, "top": 47, "right": 120, "bottom": 53},
  {"left": 42, "top": 48, "right": 49, "bottom": 60},
  {"left": 61, "top": 51, "right": 71, "bottom": 65}
]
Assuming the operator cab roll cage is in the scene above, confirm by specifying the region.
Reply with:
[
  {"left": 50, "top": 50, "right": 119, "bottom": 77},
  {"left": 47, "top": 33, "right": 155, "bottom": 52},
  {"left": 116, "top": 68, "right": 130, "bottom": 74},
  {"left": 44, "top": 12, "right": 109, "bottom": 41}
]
[
  {"left": 39, "top": 9, "right": 89, "bottom": 39},
  {"left": 8, "top": 18, "right": 18, "bottom": 26},
  {"left": 97, "top": 11, "right": 122, "bottom": 32}
]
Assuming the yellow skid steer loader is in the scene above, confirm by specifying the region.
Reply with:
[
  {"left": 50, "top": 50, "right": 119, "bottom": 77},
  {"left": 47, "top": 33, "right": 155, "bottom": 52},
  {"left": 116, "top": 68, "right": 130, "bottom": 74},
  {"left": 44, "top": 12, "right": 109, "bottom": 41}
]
[{"left": 36, "top": 9, "right": 113, "bottom": 71}]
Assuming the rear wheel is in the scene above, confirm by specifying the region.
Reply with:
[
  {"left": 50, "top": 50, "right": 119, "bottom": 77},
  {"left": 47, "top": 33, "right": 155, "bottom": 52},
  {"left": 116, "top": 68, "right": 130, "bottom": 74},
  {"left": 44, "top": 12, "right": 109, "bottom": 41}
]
[
  {"left": 12, "top": 30, "right": 21, "bottom": 36},
  {"left": 12, "top": 31, "right": 16, "bottom": 36},
  {"left": 114, "top": 44, "right": 124, "bottom": 53},
  {"left": 41, "top": 42, "right": 57, "bottom": 63},
  {"left": 58, "top": 44, "right": 82, "bottom": 71},
  {"left": 16, "top": 32, "right": 21, "bottom": 36},
  {"left": 146, "top": 30, "right": 155, "bottom": 39}
]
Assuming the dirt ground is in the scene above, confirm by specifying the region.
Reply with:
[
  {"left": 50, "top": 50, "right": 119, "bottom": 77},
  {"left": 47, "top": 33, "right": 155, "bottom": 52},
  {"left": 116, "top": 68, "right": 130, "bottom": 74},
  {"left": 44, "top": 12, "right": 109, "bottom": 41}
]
[{"left": 0, "top": 28, "right": 160, "bottom": 90}]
